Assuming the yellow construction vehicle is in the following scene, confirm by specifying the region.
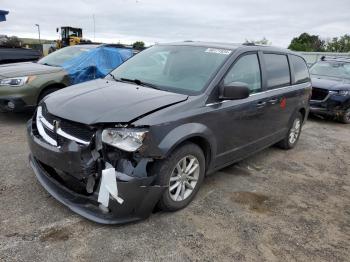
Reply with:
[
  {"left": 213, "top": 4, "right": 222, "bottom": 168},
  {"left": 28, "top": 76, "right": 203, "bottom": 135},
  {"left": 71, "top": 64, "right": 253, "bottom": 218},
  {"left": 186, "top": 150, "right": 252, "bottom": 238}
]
[{"left": 56, "top": 26, "right": 83, "bottom": 49}]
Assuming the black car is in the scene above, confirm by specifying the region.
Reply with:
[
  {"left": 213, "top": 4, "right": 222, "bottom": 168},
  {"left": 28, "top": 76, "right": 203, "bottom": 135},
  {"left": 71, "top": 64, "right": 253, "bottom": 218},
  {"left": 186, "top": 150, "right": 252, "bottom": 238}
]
[
  {"left": 27, "top": 42, "right": 311, "bottom": 224},
  {"left": 309, "top": 56, "right": 350, "bottom": 123},
  {"left": 0, "top": 47, "right": 41, "bottom": 64}
]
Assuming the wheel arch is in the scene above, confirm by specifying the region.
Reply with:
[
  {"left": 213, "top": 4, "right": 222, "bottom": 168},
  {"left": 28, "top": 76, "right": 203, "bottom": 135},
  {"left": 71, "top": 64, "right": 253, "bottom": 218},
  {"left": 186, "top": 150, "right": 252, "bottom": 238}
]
[
  {"left": 299, "top": 107, "right": 307, "bottom": 123},
  {"left": 177, "top": 136, "right": 212, "bottom": 171},
  {"left": 158, "top": 123, "right": 217, "bottom": 172},
  {"left": 37, "top": 83, "right": 67, "bottom": 104}
]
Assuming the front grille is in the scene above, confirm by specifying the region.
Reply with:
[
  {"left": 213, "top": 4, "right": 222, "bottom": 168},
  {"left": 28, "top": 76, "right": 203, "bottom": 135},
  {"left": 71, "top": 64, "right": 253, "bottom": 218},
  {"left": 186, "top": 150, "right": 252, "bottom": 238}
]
[
  {"left": 43, "top": 124, "right": 56, "bottom": 140},
  {"left": 59, "top": 121, "right": 94, "bottom": 141},
  {"left": 41, "top": 107, "right": 56, "bottom": 124},
  {"left": 41, "top": 105, "right": 94, "bottom": 143},
  {"left": 311, "top": 87, "right": 329, "bottom": 101}
]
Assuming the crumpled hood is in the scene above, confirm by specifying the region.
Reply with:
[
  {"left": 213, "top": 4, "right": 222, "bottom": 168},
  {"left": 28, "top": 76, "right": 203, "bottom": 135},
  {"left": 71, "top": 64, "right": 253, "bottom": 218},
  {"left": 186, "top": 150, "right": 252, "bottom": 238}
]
[
  {"left": 0, "top": 62, "right": 63, "bottom": 78},
  {"left": 311, "top": 77, "right": 350, "bottom": 91},
  {"left": 44, "top": 79, "right": 188, "bottom": 125}
]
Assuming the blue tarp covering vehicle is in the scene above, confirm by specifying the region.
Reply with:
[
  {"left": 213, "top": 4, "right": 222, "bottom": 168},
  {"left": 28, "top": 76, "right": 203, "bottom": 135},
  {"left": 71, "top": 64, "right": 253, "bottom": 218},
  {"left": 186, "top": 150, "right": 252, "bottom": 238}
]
[
  {"left": 62, "top": 46, "right": 133, "bottom": 84},
  {"left": 0, "top": 10, "right": 9, "bottom": 22}
]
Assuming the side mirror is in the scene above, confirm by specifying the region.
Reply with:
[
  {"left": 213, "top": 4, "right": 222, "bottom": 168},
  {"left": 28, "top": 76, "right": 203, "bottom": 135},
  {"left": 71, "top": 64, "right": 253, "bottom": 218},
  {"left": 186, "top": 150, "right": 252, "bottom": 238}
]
[
  {"left": 56, "top": 28, "right": 59, "bottom": 33},
  {"left": 219, "top": 82, "right": 250, "bottom": 100}
]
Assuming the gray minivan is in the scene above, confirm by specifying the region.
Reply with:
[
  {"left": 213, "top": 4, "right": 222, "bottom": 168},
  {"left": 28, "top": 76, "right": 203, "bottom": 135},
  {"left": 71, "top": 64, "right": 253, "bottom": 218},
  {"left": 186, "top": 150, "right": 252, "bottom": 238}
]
[{"left": 27, "top": 42, "right": 311, "bottom": 224}]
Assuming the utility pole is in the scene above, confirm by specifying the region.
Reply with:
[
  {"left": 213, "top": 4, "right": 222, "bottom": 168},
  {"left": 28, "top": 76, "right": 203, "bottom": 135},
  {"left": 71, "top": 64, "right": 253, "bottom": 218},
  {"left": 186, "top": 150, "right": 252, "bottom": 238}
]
[
  {"left": 35, "top": 24, "right": 41, "bottom": 44},
  {"left": 35, "top": 24, "right": 42, "bottom": 55}
]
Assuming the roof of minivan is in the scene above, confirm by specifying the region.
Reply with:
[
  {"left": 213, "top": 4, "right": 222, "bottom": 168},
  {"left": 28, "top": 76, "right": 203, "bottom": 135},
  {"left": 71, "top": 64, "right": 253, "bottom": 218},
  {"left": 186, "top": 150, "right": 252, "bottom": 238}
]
[{"left": 161, "top": 41, "right": 296, "bottom": 54}]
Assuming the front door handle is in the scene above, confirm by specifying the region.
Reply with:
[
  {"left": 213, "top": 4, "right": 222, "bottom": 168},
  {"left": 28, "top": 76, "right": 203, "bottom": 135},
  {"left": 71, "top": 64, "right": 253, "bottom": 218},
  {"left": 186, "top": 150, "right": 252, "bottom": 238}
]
[
  {"left": 256, "top": 101, "right": 267, "bottom": 108},
  {"left": 268, "top": 98, "right": 278, "bottom": 104}
]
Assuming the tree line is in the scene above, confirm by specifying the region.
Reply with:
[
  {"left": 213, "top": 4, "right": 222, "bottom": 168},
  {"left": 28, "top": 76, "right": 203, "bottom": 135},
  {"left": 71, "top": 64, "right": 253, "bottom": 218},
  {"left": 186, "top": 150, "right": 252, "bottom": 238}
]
[{"left": 288, "top": 33, "right": 350, "bottom": 52}]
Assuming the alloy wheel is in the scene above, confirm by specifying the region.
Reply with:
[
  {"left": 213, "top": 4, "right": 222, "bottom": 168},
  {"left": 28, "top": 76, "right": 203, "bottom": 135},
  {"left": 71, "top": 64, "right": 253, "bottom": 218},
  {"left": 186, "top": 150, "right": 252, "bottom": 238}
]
[
  {"left": 169, "top": 155, "right": 200, "bottom": 202},
  {"left": 289, "top": 118, "right": 301, "bottom": 145}
]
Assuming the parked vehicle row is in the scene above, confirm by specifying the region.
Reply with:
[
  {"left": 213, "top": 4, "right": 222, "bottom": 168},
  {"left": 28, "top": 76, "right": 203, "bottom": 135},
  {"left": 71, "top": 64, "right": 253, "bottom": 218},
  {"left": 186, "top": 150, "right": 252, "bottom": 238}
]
[
  {"left": 24, "top": 42, "right": 311, "bottom": 224},
  {"left": 0, "top": 44, "right": 133, "bottom": 111}
]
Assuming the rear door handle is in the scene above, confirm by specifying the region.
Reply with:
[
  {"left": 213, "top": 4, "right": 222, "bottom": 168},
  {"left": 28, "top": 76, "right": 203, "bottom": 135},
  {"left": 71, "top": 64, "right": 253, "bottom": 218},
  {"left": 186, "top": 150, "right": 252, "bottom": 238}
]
[
  {"left": 268, "top": 98, "right": 278, "bottom": 104},
  {"left": 256, "top": 101, "right": 267, "bottom": 108}
]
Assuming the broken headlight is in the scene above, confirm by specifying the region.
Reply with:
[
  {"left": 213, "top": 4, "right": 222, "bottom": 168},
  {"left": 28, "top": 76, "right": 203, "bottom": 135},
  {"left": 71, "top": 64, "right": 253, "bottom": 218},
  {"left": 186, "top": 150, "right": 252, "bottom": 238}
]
[{"left": 102, "top": 128, "right": 147, "bottom": 152}]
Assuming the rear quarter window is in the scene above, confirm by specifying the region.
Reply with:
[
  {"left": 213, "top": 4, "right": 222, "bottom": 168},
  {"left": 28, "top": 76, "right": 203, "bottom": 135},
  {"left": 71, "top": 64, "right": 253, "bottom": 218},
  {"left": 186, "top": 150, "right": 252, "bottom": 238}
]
[
  {"left": 264, "top": 53, "right": 291, "bottom": 89},
  {"left": 290, "top": 55, "right": 310, "bottom": 84}
]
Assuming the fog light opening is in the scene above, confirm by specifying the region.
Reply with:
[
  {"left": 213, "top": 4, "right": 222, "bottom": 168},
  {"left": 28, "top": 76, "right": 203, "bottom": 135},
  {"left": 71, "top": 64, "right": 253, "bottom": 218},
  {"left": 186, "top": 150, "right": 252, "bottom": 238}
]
[{"left": 7, "top": 101, "right": 15, "bottom": 110}]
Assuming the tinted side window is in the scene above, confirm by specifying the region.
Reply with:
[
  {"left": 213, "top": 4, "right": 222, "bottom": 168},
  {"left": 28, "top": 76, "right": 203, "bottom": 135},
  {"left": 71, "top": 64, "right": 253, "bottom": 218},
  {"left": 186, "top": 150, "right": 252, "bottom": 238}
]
[
  {"left": 264, "top": 54, "right": 290, "bottom": 89},
  {"left": 224, "top": 54, "right": 261, "bottom": 94},
  {"left": 290, "top": 55, "right": 310, "bottom": 84}
]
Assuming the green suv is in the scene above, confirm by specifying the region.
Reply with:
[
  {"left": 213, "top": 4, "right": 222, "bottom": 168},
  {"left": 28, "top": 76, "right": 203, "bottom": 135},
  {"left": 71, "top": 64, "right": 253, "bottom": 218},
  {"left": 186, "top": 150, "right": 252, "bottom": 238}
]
[{"left": 0, "top": 44, "right": 133, "bottom": 112}]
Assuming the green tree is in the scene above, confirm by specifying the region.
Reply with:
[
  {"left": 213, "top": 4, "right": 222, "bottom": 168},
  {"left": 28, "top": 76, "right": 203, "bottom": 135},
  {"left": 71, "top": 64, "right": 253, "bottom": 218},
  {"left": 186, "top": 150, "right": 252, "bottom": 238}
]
[
  {"left": 132, "top": 41, "right": 145, "bottom": 50},
  {"left": 326, "top": 34, "right": 350, "bottom": 52},
  {"left": 288, "top": 33, "right": 325, "bottom": 52},
  {"left": 0, "top": 35, "right": 22, "bottom": 48}
]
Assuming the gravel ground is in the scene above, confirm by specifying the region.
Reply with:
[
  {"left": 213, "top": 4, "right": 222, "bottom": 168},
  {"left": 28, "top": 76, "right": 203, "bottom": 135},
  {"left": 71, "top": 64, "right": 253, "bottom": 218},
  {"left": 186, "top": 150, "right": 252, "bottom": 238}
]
[{"left": 0, "top": 112, "right": 349, "bottom": 262}]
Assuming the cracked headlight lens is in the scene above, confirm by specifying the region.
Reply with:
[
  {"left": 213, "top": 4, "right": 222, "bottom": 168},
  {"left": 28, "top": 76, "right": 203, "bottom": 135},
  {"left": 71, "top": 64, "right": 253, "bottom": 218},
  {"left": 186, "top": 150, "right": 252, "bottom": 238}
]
[{"left": 102, "top": 128, "right": 147, "bottom": 152}]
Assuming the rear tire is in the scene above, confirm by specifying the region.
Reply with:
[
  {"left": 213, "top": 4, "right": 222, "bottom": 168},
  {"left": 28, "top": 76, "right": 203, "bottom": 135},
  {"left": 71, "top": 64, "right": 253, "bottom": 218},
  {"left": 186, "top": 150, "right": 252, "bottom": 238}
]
[
  {"left": 339, "top": 108, "right": 350, "bottom": 124},
  {"left": 277, "top": 112, "right": 303, "bottom": 150},
  {"left": 38, "top": 87, "right": 60, "bottom": 104},
  {"left": 151, "top": 142, "right": 205, "bottom": 211}
]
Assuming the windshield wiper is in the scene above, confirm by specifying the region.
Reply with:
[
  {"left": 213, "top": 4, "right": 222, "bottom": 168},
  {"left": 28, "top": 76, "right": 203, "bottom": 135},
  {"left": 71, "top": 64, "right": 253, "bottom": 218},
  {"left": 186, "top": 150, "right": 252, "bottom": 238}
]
[
  {"left": 40, "top": 62, "right": 59, "bottom": 67},
  {"left": 119, "top": 78, "right": 161, "bottom": 90},
  {"left": 108, "top": 73, "right": 121, "bottom": 82}
]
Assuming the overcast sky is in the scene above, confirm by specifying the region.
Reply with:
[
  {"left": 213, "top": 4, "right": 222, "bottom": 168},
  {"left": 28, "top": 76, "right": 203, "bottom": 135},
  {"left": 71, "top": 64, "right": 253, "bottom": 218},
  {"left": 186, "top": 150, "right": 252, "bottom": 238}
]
[{"left": 1, "top": 0, "right": 349, "bottom": 47}]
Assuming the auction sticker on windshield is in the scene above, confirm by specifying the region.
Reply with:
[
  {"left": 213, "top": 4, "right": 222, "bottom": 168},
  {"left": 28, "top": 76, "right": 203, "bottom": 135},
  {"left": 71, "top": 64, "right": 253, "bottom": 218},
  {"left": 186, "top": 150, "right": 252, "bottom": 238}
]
[{"left": 205, "top": 48, "right": 232, "bottom": 55}]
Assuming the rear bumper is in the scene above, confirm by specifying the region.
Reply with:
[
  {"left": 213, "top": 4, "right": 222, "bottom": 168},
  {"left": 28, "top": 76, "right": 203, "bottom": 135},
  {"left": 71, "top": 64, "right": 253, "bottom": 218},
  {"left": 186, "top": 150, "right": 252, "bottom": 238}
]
[{"left": 27, "top": 120, "right": 166, "bottom": 225}]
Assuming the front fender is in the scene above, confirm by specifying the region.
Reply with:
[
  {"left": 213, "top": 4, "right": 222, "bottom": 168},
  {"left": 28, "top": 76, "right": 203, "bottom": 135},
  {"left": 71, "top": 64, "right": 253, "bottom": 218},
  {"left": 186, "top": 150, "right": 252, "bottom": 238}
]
[{"left": 157, "top": 122, "right": 217, "bottom": 162}]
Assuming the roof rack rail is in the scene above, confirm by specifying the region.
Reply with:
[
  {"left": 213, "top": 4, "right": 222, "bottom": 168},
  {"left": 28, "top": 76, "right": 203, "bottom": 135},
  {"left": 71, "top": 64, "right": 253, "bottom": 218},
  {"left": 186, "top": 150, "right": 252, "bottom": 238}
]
[
  {"left": 320, "top": 55, "right": 350, "bottom": 62},
  {"left": 242, "top": 42, "right": 256, "bottom": 46}
]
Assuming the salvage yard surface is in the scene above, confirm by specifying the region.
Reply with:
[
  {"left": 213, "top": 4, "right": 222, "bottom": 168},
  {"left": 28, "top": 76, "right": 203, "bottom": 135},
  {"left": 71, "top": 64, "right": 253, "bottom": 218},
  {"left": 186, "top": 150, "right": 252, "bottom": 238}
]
[{"left": 0, "top": 113, "right": 349, "bottom": 262}]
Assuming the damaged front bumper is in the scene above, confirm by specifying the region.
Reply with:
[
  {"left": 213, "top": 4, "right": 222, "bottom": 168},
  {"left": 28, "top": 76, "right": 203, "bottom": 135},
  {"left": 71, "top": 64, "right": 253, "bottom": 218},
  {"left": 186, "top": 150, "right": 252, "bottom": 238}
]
[
  {"left": 310, "top": 94, "right": 349, "bottom": 117},
  {"left": 27, "top": 120, "right": 167, "bottom": 225}
]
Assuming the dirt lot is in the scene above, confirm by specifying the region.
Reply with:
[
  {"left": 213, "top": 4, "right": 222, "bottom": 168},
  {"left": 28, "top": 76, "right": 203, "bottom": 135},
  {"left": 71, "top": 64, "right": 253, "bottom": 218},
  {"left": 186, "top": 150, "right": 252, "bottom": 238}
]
[{"left": 0, "top": 112, "right": 349, "bottom": 262}]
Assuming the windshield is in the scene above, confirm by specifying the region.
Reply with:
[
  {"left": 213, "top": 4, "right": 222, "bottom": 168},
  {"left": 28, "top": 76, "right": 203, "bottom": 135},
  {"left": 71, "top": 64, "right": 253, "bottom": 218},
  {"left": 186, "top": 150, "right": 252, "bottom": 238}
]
[
  {"left": 109, "top": 45, "right": 232, "bottom": 94},
  {"left": 38, "top": 46, "right": 93, "bottom": 67},
  {"left": 310, "top": 61, "right": 350, "bottom": 80}
]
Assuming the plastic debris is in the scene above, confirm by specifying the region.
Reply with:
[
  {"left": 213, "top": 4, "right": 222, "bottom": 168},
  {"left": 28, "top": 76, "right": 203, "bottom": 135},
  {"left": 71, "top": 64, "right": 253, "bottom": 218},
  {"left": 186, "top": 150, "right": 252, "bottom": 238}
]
[{"left": 98, "top": 167, "right": 124, "bottom": 208}]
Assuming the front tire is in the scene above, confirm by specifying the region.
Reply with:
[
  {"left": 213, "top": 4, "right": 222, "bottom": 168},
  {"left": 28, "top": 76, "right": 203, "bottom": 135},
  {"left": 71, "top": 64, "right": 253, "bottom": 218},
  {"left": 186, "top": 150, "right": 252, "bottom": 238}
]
[
  {"left": 152, "top": 142, "right": 205, "bottom": 211},
  {"left": 339, "top": 108, "right": 350, "bottom": 124},
  {"left": 277, "top": 112, "right": 303, "bottom": 149},
  {"left": 38, "top": 87, "right": 60, "bottom": 104}
]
